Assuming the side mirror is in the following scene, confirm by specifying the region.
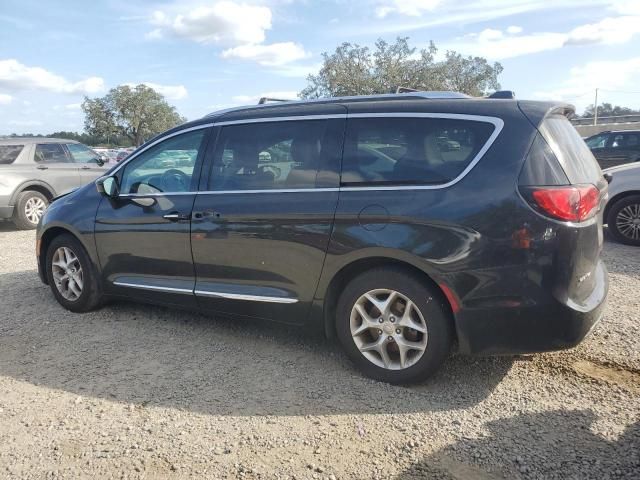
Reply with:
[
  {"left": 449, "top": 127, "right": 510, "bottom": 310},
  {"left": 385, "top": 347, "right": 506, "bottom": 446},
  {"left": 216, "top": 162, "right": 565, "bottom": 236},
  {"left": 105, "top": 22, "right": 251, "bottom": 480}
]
[
  {"left": 96, "top": 155, "right": 107, "bottom": 167},
  {"left": 96, "top": 176, "right": 119, "bottom": 198}
]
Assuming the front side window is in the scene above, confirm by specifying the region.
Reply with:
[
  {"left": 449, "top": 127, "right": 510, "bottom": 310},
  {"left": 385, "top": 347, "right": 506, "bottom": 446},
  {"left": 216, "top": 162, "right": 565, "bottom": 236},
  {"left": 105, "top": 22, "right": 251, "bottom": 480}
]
[
  {"left": 342, "top": 117, "right": 495, "bottom": 185},
  {"left": 610, "top": 134, "right": 625, "bottom": 148},
  {"left": 67, "top": 143, "right": 100, "bottom": 163},
  {"left": 119, "top": 129, "right": 206, "bottom": 194},
  {"left": 209, "top": 120, "right": 329, "bottom": 191},
  {"left": 34, "top": 143, "right": 70, "bottom": 163},
  {"left": 0, "top": 145, "right": 24, "bottom": 164},
  {"left": 585, "top": 134, "right": 607, "bottom": 149}
]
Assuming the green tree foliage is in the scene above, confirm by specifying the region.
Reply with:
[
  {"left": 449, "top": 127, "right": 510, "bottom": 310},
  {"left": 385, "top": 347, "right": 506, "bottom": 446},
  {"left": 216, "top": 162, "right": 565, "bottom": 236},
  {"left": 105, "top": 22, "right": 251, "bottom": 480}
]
[
  {"left": 82, "top": 84, "right": 186, "bottom": 147},
  {"left": 300, "top": 37, "right": 503, "bottom": 99},
  {"left": 582, "top": 103, "right": 640, "bottom": 118}
]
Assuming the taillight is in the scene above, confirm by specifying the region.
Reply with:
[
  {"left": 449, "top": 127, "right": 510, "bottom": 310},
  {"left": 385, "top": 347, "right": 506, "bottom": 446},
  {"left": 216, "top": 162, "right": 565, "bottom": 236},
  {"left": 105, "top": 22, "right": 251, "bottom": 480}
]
[{"left": 528, "top": 185, "right": 600, "bottom": 222}]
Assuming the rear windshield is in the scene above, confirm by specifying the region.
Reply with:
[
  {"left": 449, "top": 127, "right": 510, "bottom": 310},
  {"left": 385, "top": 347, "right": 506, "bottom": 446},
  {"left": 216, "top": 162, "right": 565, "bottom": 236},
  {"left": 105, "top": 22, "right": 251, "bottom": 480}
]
[
  {"left": 539, "top": 115, "right": 602, "bottom": 184},
  {"left": 0, "top": 145, "right": 24, "bottom": 164},
  {"left": 342, "top": 117, "right": 495, "bottom": 185}
]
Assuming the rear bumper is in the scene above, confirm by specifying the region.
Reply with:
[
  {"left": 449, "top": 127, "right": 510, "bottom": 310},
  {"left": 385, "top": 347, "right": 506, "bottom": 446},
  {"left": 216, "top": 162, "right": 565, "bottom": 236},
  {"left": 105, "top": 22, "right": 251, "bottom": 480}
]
[{"left": 455, "top": 261, "right": 608, "bottom": 355}]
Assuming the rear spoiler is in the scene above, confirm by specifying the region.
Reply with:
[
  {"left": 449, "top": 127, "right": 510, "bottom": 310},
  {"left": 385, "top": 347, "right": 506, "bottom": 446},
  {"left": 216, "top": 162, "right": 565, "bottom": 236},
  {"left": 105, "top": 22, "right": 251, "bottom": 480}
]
[{"left": 518, "top": 101, "right": 576, "bottom": 127}]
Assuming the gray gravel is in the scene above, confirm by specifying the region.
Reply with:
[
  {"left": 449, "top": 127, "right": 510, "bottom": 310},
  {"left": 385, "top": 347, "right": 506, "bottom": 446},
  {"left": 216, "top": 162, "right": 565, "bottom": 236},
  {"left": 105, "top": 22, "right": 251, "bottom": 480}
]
[{"left": 0, "top": 221, "right": 638, "bottom": 479}]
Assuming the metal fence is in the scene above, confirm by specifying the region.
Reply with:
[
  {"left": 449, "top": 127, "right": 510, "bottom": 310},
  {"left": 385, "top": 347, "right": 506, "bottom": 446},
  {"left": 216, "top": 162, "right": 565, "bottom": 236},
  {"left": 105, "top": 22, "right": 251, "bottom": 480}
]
[{"left": 571, "top": 115, "right": 640, "bottom": 126}]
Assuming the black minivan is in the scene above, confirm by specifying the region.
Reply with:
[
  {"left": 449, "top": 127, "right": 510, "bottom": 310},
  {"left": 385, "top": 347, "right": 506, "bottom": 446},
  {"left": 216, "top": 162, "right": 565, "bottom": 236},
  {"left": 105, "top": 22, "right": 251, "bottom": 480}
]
[{"left": 36, "top": 92, "right": 609, "bottom": 383}]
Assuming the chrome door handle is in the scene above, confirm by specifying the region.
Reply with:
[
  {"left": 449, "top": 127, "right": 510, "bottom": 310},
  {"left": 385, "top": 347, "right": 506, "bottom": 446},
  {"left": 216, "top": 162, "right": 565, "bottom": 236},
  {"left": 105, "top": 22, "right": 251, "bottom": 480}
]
[
  {"left": 163, "top": 212, "right": 190, "bottom": 221},
  {"left": 36, "top": 165, "right": 48, "bottom": 170},
  {"left": 81, "top": 166, "right": 91, "bottom": 170}
]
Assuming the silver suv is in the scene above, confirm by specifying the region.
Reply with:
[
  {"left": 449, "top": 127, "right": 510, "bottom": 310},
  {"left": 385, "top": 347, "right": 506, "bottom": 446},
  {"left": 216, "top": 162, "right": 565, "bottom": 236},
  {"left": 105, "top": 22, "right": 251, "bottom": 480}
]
[{"left": 0, "top": 137, "right": 109, "bottom": 229}]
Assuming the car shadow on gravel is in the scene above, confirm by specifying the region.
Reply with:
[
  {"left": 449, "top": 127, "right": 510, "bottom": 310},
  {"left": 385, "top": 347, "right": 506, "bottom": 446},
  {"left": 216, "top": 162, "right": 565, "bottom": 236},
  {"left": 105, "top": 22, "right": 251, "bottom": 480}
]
[
  {"left": 394, "top": 410, "right": 639, "bottom": 480},
  {"left": 0, "top": 269, "right": 514, "bottom": 417},
  {"left": 0, "top": 221, "right": 21, "bottom": 232}
]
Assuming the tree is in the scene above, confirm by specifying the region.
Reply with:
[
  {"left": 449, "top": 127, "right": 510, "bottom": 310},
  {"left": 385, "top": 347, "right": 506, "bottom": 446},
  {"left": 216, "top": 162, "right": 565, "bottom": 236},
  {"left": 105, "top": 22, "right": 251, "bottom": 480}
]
[
  {"left": 82, "top": 84, "right": 186, "bottom": 147},
  {"left": 582, "top": 103, "right": 640, "bottom": 118},
  {"left": 300, "top": 37, "right": 503, "bottom": 99}
]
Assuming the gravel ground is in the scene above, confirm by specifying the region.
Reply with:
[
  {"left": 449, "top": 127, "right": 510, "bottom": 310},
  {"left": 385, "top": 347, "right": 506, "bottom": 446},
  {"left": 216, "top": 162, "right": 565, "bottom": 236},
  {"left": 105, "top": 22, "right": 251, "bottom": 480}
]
[{"left": 0, "top": 221, "right": 638, "bottom": 479}]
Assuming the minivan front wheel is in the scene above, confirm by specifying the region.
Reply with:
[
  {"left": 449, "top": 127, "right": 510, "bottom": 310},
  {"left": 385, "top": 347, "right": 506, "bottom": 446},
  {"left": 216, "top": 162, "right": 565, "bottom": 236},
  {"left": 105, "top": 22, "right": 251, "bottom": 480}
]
[
  {"left": 45, "top": 234, "right": 103, "bottom": 312},
  {"left": 336, "top": 267, "right": 452, "bottom": 384},
  {"left": 12, "top": 190, "right": 48, "bottom": 230}
]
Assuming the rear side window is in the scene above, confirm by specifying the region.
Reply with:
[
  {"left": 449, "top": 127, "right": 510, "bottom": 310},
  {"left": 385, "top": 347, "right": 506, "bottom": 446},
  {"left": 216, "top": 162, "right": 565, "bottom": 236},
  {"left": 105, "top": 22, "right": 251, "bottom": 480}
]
[
  {"left": 34, "top": 143, "right": 71, "bottom": 163},
  {"left": 342, "top": 117, "right": 495, "bottom": 185},
  {"left": 0, "top": 145, "right": 24, "bottom": 164},
  {"left": 209, "top": 119, "right": 333, "bottom": 191},
  {"left": 539, "top": 115, "right": 602, "bottom": 183}
]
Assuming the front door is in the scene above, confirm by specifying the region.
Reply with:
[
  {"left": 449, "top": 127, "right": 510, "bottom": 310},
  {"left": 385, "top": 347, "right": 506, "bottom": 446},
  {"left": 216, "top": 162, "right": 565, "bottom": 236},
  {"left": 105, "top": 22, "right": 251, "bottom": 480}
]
[
  {"left": 191, "top": 116, "right": 345, "bottom": 323},
  {"left": 33, "top": 143, "right": 80, "bottom": 194},
  {"left": 94, "top": 127, "right": 211, "bottom": 307}
]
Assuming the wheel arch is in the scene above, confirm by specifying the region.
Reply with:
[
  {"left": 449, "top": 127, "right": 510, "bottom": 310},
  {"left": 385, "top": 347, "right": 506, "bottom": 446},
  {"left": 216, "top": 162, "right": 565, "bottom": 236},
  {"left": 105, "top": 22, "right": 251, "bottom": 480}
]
[
  {"left": 11, "top": 180, "right": 56, "bottom": 205},
  {"left": 604, "top": 190, "right": 640, "bottom": 223},
  {"left": 38, "top": 226, "right": 85, "bottom": 285},
  {"left": 321, "top": 256, "right": 458, "bottom": 341}
]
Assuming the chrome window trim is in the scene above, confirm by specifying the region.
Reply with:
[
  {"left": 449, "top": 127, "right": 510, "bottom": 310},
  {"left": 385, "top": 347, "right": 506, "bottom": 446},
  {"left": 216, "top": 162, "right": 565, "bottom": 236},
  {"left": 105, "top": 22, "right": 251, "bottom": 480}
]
[
  {"left": 113, "top": 280, "right": 193, "bottom": 294},
  {"left": 213, "top": 114, "right": 346, "bottom": 126},
  {"left": 104, "top": 122, "right": 215, "bottom": 177},
  {"left": 111, "top": 112, "right": 503, "bottom": 196},
  {"left": 194, "top": 289, "right": 298, "bottom": 304},
  {"left": 340, "top": 112, "right": 503, "bottom": 191}
]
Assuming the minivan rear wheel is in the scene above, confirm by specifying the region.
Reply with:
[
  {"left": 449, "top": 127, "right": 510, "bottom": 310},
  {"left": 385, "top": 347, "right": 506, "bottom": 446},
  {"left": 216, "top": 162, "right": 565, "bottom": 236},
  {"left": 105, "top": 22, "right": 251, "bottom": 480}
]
[
  {"left": 607, "top": 195, "right": 640, "bottom": 246},
  {"left": 12, "top": 190, "right": 48, "bottom": 230},
  {"left": 335, "top": 267, "right": 452, "bottom": 384},
  {"left": 45, "top": 234, "right": 103, "bottom": 312}
]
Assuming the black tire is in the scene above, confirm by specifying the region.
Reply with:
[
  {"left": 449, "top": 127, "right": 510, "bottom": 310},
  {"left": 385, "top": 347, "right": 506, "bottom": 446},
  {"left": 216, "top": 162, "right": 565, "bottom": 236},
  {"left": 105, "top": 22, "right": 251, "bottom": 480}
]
[
  {"left": 607, "top": 195, "right": 640, "bottom": 246},
  {"left": 45, "top": 234, "right": 103, "bottom": 312},
  {"left": 335, "top": 267, "right": 453, "bottom": 384},
  {"left": 12, "top": 190, "right": 49, "bottom": 230}
]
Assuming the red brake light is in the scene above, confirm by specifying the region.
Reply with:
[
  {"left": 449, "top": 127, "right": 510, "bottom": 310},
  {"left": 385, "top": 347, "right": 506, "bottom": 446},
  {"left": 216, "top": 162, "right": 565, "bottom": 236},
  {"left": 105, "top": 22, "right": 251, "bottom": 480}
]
[{"left": 530, "top": 185, "right": 600, "bottom": 222}]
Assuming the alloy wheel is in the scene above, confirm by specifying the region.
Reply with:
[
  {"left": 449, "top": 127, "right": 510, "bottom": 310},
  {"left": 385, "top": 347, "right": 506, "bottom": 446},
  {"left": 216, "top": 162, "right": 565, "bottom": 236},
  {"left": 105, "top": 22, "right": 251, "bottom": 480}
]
[
  {"left": 24, "top": 196, "right": 46, "bottom": 224},
  {"left": 615, "top": 203, "right": 640, "bottom": 241},
  {"left": 350, "top": 288, "right": 428, "bottom": 370},
  {"left": 51, "top": 246, "right": 84, "bottom": 301}
]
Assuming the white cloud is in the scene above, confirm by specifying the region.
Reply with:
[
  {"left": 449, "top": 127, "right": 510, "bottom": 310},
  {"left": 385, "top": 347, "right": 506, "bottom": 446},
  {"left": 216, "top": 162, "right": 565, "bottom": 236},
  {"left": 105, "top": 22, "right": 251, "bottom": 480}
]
[
  {"left": 0, "top": 93, "right": 12, "bottom": 105},
  {"left": 123, "top": 82, "right": 188, "bottom": 100},
  {"left": 448, "top": 14, "right": 640, "bottom": 60},
  {"left": 148, "top": 2, "right": 272, "bottom": 46},
  {"left": 0, "top": 59, "right": 104, "bottom": 95},
  {"left": 376, "top": 0, "right": 442, "bottom": 18},
  {"left": 565, "top": 16, "right": 640, "bottom": 46},
  {"left": 64, "top": 103, "right": 81, "bottom": 110},
  {"left": 534, "top": 57, "right": 640, "bottom": 110},
  {"left": 231, "top": 90, "right": 299, "bottom": 103},
  {"left": 221, "top": 42, "right": 308, "bottom": 66},
  {"left": 8, "top": 119, "right": 43, "bottom": 127}
]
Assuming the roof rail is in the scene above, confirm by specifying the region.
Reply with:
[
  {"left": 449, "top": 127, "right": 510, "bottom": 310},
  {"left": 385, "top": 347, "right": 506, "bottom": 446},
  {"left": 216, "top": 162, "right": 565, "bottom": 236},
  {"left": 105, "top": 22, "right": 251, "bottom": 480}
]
[
  {"left": 395, "top": 86, "right": 420, "bottom": 94},
  {"left": 258, "top": 97, "right": 291, "bottom": 105},
  {"left": 488, "top": 90, "right": 515, "bottom": 99}
]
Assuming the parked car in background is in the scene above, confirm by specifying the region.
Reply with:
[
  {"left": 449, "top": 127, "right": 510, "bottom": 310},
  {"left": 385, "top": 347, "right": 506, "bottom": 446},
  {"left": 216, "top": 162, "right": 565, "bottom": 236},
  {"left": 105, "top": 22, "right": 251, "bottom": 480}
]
[
  {"left": 603, "top": 162, "right": 640, "bottom": 246},
  {"left": 0, "top": 137, "right": 110, "bottom": 229},
  {"left": 585, "top": 130, "right": 640, "bottom": 169},
  {"left": 36, "top": 92, "right": 609, "bottom": 384}
]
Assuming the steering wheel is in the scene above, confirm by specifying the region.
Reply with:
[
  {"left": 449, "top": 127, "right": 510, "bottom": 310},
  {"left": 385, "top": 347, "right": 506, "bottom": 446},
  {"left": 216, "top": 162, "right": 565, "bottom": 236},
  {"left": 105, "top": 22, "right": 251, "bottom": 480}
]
[
  {"left": 161, "top": 169, "right": 190, "bottom": 192},
  {"left": 258, "top": 164, "right": 281, "bottom": 180}
]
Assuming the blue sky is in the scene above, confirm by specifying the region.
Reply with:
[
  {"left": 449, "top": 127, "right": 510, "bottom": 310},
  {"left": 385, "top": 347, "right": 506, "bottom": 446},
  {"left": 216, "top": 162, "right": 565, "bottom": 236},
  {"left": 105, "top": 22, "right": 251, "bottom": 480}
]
[{"left": 1, "top": 0, "right": 639, "bottom": 134}]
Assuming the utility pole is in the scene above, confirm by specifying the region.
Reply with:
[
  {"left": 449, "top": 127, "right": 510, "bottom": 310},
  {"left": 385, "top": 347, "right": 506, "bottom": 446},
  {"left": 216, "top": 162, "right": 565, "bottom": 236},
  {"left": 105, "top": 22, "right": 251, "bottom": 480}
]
[{"left": 593, "top": 88, "right": 599, "bottom": 126}]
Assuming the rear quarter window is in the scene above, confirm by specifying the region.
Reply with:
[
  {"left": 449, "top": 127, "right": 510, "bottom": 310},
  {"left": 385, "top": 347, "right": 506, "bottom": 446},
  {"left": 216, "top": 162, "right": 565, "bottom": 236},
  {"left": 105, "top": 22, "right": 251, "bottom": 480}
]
[
  {"left": 341, "top": 117, "right": 496, "bottom": 185},
  {"left": 539, "top": 115, "right": 602, "bottom": 184},
  {"left": 0, "top": 145, "right": 24, "bottom": 164}
]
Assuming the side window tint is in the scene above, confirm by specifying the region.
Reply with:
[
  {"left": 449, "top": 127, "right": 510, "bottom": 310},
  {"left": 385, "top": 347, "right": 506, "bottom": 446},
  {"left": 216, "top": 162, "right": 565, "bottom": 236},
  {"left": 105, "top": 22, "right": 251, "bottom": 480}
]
[
  {"left": 35, "top": 144, "right": 70, "bottom": 163},
  {"left": 209, "top": 120, "right": 329, "bottom": 191},
  {"left": 586, "top": 134, "right": 607, "bottom": 149},
  {"left": 0, "top": 145, "right": 24, "bottom": 164},
  {"left": 625, "top": 134, "right": 638, "bottom": 147},
  {"left": 611, "top": 135, "right": 624, "bottom": 148},
  {"left": 120, "top": 129, "right": 206, "bottom": 194},
  {"left": 67, "top": 143, "right": 100, "bottom": 163},
  {"left": 342, "top": 118, "right": 495, "bottom": 185}
]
